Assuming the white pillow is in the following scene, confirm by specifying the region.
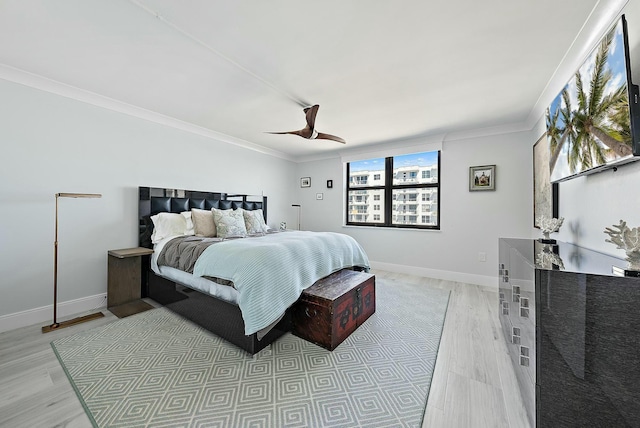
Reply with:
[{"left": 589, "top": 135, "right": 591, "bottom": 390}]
[
  {"left": 212, "top": 208, "right": 247, "bottom": 238},
  {"left": 181, "top": 211, "right": 195, "bottom": 236},
  {"left": 243, "top": 209, "right": 269, "bottom": 234},
  {"left": 150, "top": 212, "right": 187, "bottom": 244}
]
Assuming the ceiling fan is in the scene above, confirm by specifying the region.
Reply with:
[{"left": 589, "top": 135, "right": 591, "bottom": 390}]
[{"left": 268, "top": 104, "right": 346, "bottom": 144}]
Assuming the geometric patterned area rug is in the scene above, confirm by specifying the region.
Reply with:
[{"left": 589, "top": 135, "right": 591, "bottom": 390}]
[{"left": 52, "top": 278, "right": 450, "bottom": 427}]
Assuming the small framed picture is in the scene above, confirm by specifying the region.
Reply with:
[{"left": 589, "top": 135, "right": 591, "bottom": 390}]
[
  {"left": 469, "top": 165, "right": 496, "bottom": 191},
  {"left": 300, "top": 177, "right": 311, "bottom": 188},
  {"left": 327, "top": 179, "right": 333, "bottom": 189},
  {"left": 316, "top": 193, "right": 323, "bottom": 200}
]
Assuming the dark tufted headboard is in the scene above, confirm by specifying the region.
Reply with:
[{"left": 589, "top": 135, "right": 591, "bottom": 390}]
[{"left": 139, "top": 186, "right": 267, "bottom": 248}]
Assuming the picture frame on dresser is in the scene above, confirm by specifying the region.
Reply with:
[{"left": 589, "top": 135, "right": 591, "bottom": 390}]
[{"left": 533, "top": 133, "right": 559, "bottom": 228}]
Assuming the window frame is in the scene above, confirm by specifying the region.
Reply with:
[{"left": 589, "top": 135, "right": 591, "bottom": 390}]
[{"left": 345, "top": 151, "right": 440, "bottom": 230}]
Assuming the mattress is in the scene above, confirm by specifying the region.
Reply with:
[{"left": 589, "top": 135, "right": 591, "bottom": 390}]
[{"left": 151, "top": 236, "right": 239, "bottom": 305}]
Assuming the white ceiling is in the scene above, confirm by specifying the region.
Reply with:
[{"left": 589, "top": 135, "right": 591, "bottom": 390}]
[{"left": 0, "top": 0, "right": 628, "bottom": 161}]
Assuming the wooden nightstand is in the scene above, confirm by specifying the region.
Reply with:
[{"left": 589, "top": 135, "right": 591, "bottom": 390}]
[{"left": 108, "top": 247, "right": 155, "bottom": 318}]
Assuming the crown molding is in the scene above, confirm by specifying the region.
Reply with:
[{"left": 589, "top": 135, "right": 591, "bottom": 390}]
[{"left": 0, "top": 63, "right": 296, "bottom": 162}]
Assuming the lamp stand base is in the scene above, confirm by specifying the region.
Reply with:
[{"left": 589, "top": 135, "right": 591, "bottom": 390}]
[{"left": 42, "top": 312, "right": 105, "bottom": 333}]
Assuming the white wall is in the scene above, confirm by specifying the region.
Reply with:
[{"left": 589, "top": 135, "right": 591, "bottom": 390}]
[
  {"left": 0, "top": 79, "right": 297, "bottom": 330},
  {"left": 296, "top": 131, "right": 534, "bottom": 287},
  {"left": 554, "top": 161, "right": 640, "bottom": 255}
]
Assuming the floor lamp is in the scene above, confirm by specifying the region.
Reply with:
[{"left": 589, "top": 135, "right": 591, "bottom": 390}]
[
  {"left": 42, "top": 192, "right": 105, "bottom": 333},
  {"left": 292, "top": 204, "right": 301, "bottom": 230}
]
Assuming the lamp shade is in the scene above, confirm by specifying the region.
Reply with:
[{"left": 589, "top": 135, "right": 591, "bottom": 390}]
[{"left": 57, "top": 193, "right": 102, "bottom": 198}]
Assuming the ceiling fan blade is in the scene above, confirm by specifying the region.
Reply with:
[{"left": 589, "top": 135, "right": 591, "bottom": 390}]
[
  {"left": 266, "top": 130, "right": 304, "bottom": 137},
  {"left": 316, "top": 132, "right": 346, "bottom": 144},
  {"left": 304, "top": 104, "right": 319, "bottom": 130},
  {"left": 267, "top": 128, "right": 313, "bottom": 139}
]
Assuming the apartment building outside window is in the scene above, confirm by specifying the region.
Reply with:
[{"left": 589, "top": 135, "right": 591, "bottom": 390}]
[{"left": 346, "top": 151, "right": 440, "bottom": 229}]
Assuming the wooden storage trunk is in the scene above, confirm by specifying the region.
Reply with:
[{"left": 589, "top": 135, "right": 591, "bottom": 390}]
[{"left": 292, "top": 269, "right": 375, "bottom": 350}]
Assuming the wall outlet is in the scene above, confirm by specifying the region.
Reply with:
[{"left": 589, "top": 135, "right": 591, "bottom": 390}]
[{"left": 478, "top": 252, "right": 487, "bottom": 262}]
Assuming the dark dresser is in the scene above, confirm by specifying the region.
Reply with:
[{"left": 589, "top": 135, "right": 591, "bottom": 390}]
[{"left": 498, "top": 238, "right": 640, "bottom": 428}]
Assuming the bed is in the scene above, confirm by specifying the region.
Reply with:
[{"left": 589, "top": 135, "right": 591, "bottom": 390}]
[{"left": 138, "top": 186, "right": 370, "bottom": 354}]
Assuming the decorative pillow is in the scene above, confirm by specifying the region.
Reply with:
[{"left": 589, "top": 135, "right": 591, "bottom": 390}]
[
  {"left": 243, "top": 209, "right": 269, "bottom": 234},
  {"left": 212, "top": 208, "right": 247, "bottom": 238},
  {"left": 181, "top": 211, "right": 195, "bottom": 236},
  {"left": 150, "top": 212, "right": 187, "bottom": 244},
  {"left": 191, "top": 208, "right": 216, "bottom": 237}
]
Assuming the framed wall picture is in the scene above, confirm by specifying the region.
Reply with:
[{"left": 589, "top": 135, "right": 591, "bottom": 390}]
[
  {"left": 533, "top": 134, "right": 559, "bottom": 228},
  {"left": 469, "top": 165, "right": 496, "bottom": 191},
  {"left": 316, "top": 193, "right": 323, "bottom": 200},
  {"left": 300, "top": 177, "right": 311, "bottom": 188},
  {"left": 327, "top": 179, "right": 333, "bottom": 188}
]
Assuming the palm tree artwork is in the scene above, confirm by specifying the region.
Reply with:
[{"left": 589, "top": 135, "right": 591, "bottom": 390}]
[{"left": 546, "top": 18, "right": 634, "bottom": 182}]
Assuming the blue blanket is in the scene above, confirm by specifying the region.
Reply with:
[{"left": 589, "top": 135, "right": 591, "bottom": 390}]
[{"left": 193, "top": 231, "right": 370, "bottom": 335}]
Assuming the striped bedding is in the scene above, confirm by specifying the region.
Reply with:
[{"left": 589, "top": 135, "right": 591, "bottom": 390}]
[{"left": 192, "top": 231, "right": 370, "bottom": 335}]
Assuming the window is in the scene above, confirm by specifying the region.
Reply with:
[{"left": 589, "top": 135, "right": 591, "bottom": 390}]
[
  {"left": 350, "top": 174, "right": 369, "bottom": 186},
  {"left": 346, "top": 151, "right": 440, "bottom": 229}
]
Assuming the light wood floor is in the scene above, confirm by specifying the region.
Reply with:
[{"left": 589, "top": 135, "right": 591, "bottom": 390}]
[{"left": 0, "top": 270, "right": 529, "bottom": 427}]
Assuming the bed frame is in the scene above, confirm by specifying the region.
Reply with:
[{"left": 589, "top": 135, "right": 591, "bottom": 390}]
[{"left": 138, "top": 186, "right": 291, "bottom": 355}]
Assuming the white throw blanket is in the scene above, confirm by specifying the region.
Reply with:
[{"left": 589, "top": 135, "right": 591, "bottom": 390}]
[{"left": 193, "top": 231, "right": 370, "bottom": 335}]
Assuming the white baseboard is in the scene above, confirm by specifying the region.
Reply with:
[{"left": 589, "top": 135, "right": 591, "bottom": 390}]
[
  {"left": 370, "top": 261, "right": 497, "bottom": 289},
  {"left": 0, "top": 293, "right": 107, "bottom": 334},
  {"left": 1, "top": 264, "right": 495, "bottom": 333}
]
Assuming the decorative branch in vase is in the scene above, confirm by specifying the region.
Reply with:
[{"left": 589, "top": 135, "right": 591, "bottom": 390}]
[
  {"left": 604, "top": 220, "right": 640, "bottom": 272},
  {"left": 536, "top": 244, "right": 565, "bottom": 270},
  {"left": 537, "top": 216, "right": 564, "bottom": 244}
]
